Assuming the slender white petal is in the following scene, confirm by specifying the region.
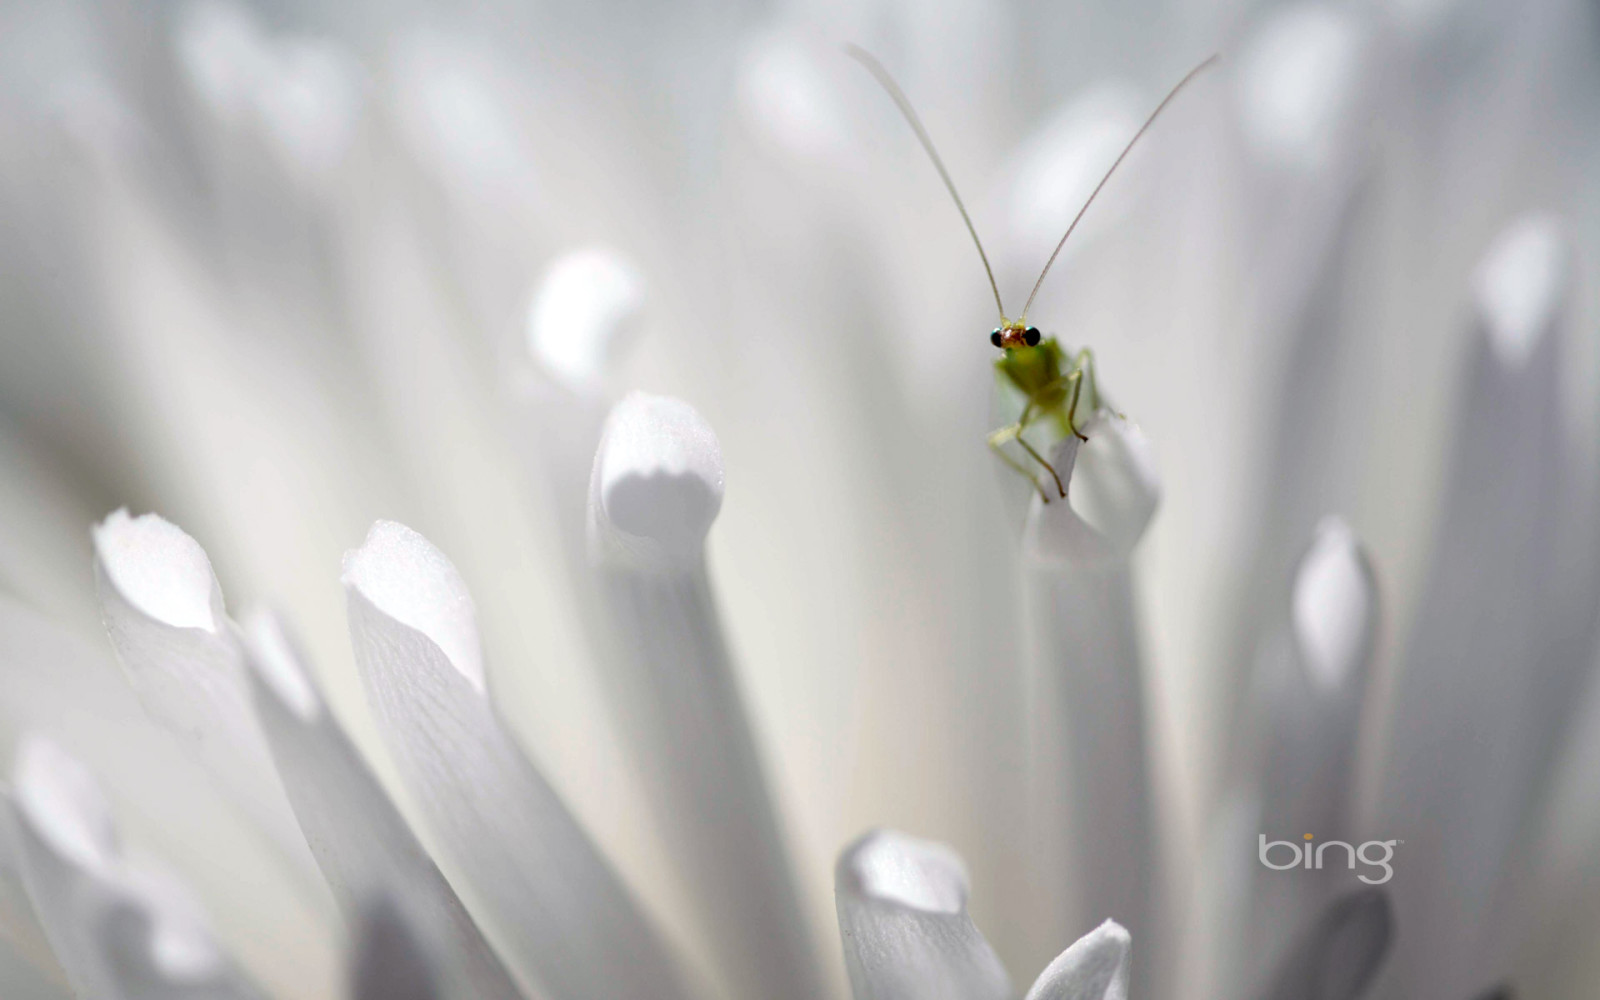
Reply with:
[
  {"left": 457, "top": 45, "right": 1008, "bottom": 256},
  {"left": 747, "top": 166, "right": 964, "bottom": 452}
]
[
  {"left": 834, "top": 828, "right": 1012, "bottom": 1000},
  {"left": 1023, "top": 920, "right": 1131, "bottom": 1000},
  {"left": 1022, "top": 419, "right": 1160, "bottom": 986},
  {"left": 91, "top": 510, "right": 320, "bottom": 882},
  {"left": 1473, "top": 213, "right": 1568, "bottom": 370},
  {"left": 1256, "top": 889, "right": 1391, "bottom": 1000},
  {"left": 1227, "top": 519, "right": 1377, "bottom": 996},
  {"left": 10, "top": 736, "right": 262, "bottom": 1000},
  {"left": 1376, "top": 214, "right": 1589, "bottom": 1000},
  {"left": 241, "top": 609, "right": 524, "bottom": 1000},
  {"left": 0, "top": 596, "right": 337, "bottom": 998},
  {"left": 589, "top": 393, "right": 824, "bottom": 1000},
  {"left": 1235, "top": 4, "right": 1365, "bottom": 170},
  {"left": 343, "top": 520, "right": 692, "bottom": 1000},
  {"left": 1291, "top": 518, "right": 1375, "bottom": 694},
  {"left": 527, "top": 248, "right": 644, "bottom": 391},
  {"left": 0, "top": 779, "right": 72, "bottom": 997}
]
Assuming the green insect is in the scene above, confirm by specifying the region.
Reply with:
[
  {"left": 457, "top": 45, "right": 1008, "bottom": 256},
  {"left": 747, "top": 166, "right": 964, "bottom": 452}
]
[{"left": 848, "top": 46, "right": 1216, "bottom": 503}]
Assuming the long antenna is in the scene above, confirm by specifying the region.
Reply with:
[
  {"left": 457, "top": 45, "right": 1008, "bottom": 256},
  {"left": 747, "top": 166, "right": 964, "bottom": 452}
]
[
  {"left": 1020, "top": 53, "right": 1218, "bottom": 321},
  {"left": 846, "top": 44, "right": 1007, "bottom": 322}
]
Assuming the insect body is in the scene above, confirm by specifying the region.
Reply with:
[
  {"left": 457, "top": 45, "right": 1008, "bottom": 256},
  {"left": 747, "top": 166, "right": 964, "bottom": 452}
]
[{"left": 848, "top": 46, "right": 1216, "bottom": 503}]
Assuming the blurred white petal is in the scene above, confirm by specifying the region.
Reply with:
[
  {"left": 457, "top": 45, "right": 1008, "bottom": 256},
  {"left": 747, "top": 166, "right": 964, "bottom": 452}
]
[
  {"left": 1292, "top": 518, "right": 1376, "bottom": 695},
  {"left": 1228, "top": 520, "right": 1378, "bottom": 995},
  {"left": 528, "top": 248, "right": 646, "bottom": 391},
  {"left": 0, "top": 597, "right": 338, "bottom": 998},
  {"left": 11, "top": 736, "right": 262, "bottom": 1000},
  {"left": 1473, "top": 212, "right": 1569, "bottom": 370},
  {"left": 1236, "top": 4, "right": 1365, "bottom": 170},
  {"left": 1377, "top": 213, "right": 1589, "bottom": 1000}
]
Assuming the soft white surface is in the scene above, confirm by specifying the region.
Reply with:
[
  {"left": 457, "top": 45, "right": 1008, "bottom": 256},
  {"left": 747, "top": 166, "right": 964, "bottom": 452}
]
[
  {"left": 737, "top": 34, "right": 848, "bottom": 159},
  {"left": 1024, "top": 436, "right": 1114, "bottom": 565},
  {"left": 838, "top": 829, "right": 968, "bottom": 915},
  {"left": 241, "top": 608, "right": 322, "bottom": 722},
  {"left": 13, "top": 736, "right": 116, "bottom": 872},
  {"left": 1070, "top": 412, "right": 1161, "bottom": 554},
  {"left": 1023, "top": 920, "right": 1130, "bottom": 1000},
  {"left": 92, "top": 509, "right": 217, "bottom": 633},
  {"left": 176, "top": 2, "right": 360, "bottom": 177},
  {"left": 1292, "top": 517, "right": 1371, "bottom": 692},
  {"left": 597, "top": 393, "right": 725, "bottom": 560},
  {"left": 116, "top": 867, "right": 227, "bottom": 982},
  {"left": 342, "top": 521, "right": 485, "bottom": 693},
  {"left": 11, "top": 737, "right": 251, "bottom": 999},
  {"left": 1006, "top": 84, "right": 1143, "bottom": 268},
  {"left": 1236, "top": 4, "right": 1362, "bottom": 169},
  {"left": 528, "top": 248, "right": 645, "bottom": 388},
  {"left": 1474, "top": 212, "right": 1568, "bottom": 368}
]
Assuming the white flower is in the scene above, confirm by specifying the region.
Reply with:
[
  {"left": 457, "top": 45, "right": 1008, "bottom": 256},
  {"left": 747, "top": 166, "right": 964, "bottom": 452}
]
[{"left": 0, "top": 0, "right": 1597, "bottom": 999}]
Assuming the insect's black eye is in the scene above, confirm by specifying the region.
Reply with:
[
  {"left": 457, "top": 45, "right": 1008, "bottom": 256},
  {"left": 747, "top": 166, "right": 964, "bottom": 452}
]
[
  {"left": 1024, "top": 327, "right": 1041, "bottom": 346},
  {"left": 990, "top": 329, "right": 1003, "bottom": 347}
]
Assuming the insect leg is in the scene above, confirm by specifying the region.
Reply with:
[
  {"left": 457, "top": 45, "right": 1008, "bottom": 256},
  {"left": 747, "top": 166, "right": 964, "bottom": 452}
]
[
  {"left": 1060, "top": 368, "right": 1089, "bottom": 442},
  {"left": 1013, "top": 430, "right": 1066, "bottom": 498},
  {"left": 988, "top": 423, "right": 1051, "bottom": 501},
  {"left": 1009, "top": 404, "right": 1067, "bottom": 498}
]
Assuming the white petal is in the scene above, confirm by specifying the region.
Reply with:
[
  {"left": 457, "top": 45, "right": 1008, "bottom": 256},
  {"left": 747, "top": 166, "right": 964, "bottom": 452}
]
[
  {"left": 1377, "top": 213, "right": 1584, "bottom": 1000},
  {"left": 1235, "top": 522, "right": 1377, "bottom": 993},
  {"left": 93, "top": 509, "right": 218, "bottom": 633},
  {"left": 1023, "top": 920, "right": 1131, "bottom": 1000},
  {"left": 10, "top": 736, "right": 262, "bottom": 1000},
  {"left": 1022, "top": 428, "right": 1156, "bottom": 975},
  {"left": 588, "top": 396, "right": 824, "bottom": 1000},
  {"left": 91, "top": 510, "right": 319, "bottom": 883},
  {"left": 344, "top": 521, "right": 692, "bottom": 1000},
  {"left": 1023, "top": 413, "right": 1159, "bottom": 565},
  {"left": 1473, "top": 212, "right": 1568, "bottom": 370},
  {"left": 0, "top": 596, "right": 337, "bottom": 998},
  {"left": 834, "top": 829, "right": 1011, "bottom": 1000},
  {"left": 1235, "top": 4, "right": 1364, "bottom": 170},
  {"left": 341, "top": 520, "right": 485, "bottom": 693},
  {"left": 1291, "top": 517, "right": 1374, "bottom": 694},
  {"left": 1069, "top": 413, "right": 1161, "bottom": 554},
  {"left": 1004, "top": 84, "right": 1145, "bottom": 272},
  {"left": 592, "top": 392, "right": 725, "bottom": 570},
  {"left": 527, "top": 247, "right": 645, "bottom": 389},
  {"left": 241, "top": 609, "right": 525, "bottom": 1000},
  {"left": 1022, "top": 437, "right": 1112, "bottom": 566}
]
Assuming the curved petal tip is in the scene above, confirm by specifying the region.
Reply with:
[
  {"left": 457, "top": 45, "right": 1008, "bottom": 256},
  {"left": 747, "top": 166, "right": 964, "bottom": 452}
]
[
  {"left": 92, "top": 509, "right": 219, "bottom": 632},
  {"left": 595, "top": 392, "right": 725, "bottom": 565},
  {"left": 836, "top": 828, "right": 969, "bottom": 915},
  {"left": 342, "top": 521, "right": 485, "bottom": 691}
]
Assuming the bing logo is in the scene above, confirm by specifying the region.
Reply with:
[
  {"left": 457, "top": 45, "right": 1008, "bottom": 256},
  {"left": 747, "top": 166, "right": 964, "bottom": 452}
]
[{"left": 1259, "top": 833, "right": 1397, "bottom": 885}]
